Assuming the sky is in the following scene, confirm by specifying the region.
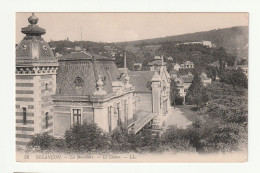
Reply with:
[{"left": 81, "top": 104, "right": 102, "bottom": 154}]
[{"left": 16, "top": 12, "right": 248, "bottom": 43}]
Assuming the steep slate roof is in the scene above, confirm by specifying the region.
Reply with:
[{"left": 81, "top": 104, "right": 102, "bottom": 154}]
[
  {"left": 128, "top": 71, "right": 154, "bottom": 93},
  {"left": 16, "top": 13, "right": 57, "bottom": 65},
  {"left": 56, "top": 52, "right": 121, "bottom": 96},
  {"left": 16, "top": 37, "right": 56, "bottom": 64}
]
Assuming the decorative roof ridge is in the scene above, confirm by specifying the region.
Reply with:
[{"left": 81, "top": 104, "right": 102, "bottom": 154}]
[{"left": 58, "top": 51, "right": 115, "bottom": 61}]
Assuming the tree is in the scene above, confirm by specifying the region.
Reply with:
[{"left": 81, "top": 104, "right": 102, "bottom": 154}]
[
  {"left": 230, "top": 68, "right": 248, "bottom": 89},
  {"left": 142, "top": 52, "right": 154, "bottom": 67},
  {"left": 220, "top": 68, "right": 248, "bottom": 89},
  {"left": 170, "top": 79, "right": 180, "bottom": 108},
  {"left": 185, "top": 81, "right": 248, "bottom": 153},
  {"left": 186, "top": 71, "right": 205, "bottom": 108}
]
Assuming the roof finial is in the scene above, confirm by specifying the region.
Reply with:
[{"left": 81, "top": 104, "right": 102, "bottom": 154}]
[
  {"left": 28, "top": 12, "right": 38, "bottom": 25},
  {"left": 94, "top": 75, "right": 107, "bottom": 95}
]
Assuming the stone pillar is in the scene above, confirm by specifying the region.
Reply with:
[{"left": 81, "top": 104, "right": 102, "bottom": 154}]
[
  {"left": 33, "top": 75, "right": 42, "bottom": 134},
  {"left": 93, "top": 103, "right": 109, "bottom": 132},
  {"left": 111, "top": 106, "right": 117, "bottom": 130},
  {"left": 151, "top": 71, "right": 161, "bottom": 115},
  {"left": 128, "top": 95, "right": 133, "bottom": 122}
]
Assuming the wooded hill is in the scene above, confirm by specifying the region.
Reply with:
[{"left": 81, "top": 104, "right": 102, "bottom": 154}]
[
  {"left": 120, "top": 26, "right": 248, "bottom": 50},
  {"left": 48, "top": 26, "right": 248, "bottom": 70}
]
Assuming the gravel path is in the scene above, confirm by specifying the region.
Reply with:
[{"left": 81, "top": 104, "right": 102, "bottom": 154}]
[{"left": 164, "top": 107, "right": 193, "bottom": 129}]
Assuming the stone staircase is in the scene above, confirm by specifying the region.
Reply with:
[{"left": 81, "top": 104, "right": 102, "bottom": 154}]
[{"left": 151, "top": 115, "right": 163, "bottom": 136}]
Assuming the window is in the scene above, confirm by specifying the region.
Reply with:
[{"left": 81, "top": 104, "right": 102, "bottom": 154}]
[
  {"left": 45, "top": 112, "right": 48, "bottom": 129},
  {"left": 72, "top": 109, "right": 81, "bottom": 125},
  {"left": 45, "top": 83, "right": 48, "bottom": 90},
  {"left": 22, "top": 107, "right": 26, "bottom": 125},
  {"left": 74, "top": 77, "right": 84, "bottom": 86}
]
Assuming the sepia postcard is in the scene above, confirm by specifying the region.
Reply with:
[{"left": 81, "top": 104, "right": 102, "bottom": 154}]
[{"left": 15, "top": 12, "right": 248, "bottom": 162}]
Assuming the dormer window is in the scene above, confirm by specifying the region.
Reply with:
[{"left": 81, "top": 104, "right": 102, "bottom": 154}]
[{"left": 74, "top": 77, "right": 83, "bottom": 86}]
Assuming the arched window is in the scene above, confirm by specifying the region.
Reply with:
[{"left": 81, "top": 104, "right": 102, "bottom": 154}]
[{"left": 45, "top": 83, "right": 48, "bottom": 90}]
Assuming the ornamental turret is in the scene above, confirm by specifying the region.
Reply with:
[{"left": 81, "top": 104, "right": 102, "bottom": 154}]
[
  {"left": 15, "top": 13, "right": 58, "bottom": 146},
  {"left": 16, "top": 13, "right": 58, "bottom": 66}
]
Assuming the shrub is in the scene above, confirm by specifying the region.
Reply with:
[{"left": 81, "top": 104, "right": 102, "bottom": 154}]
[
  {"left": 64, "top": 122, "right": 111, "bottom": 152},
  {"left": 50, "top": 138, "right": 67, "bottom": 151},
  {"left": 127, "top": 129, "right": 162, "bottom": 152},
  {"left": 162, "top": 126, "right": 195, "bottom": 152},
  {"left": 111, "top": 124, "right": 131, "bottom": 151},
  {"left": 27, "top": 132, "right": 55, "bottom": 150}
]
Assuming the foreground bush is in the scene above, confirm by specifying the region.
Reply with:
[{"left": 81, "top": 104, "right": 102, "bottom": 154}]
[
  {"left": 110, "top": 124, "right": 131, "bottom": 151},
  {"left": 64, "top": 122, "right": 111, "bottom": 152},
  {"left": 162, "top": 126, "right": 195, "bottom": 152},
  {"left": 27, "top": 132, "right": 66, "bottom": 151}
]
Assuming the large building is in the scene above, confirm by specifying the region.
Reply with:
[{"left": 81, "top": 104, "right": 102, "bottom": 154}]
[
  {"left": 176, "top": 41, "right": 215, "bottom": 48},
  {"left": 52, "top": 51, "right": 135, "bottom": 137},
  {"left": 16, "top": 14, "right": 171, "bottom": 146}
]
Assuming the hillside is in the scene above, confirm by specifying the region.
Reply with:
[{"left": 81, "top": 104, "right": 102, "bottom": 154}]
[
  {"left": 48, "top": 26, "right": 248, "bottom": 70},
  {"left": 121, "top": 26, "right": 248, "bottom": 50}
]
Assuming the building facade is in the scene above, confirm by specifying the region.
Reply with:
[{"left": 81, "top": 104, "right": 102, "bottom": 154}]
[
  {"left": 15, "top": 13, "right": 58, "bottom": 145},
  {"left": 15, "top": 14, "right": 172, "bottom": 146},
  {"left": 148, "top": 57, "right": 167, "bottom": 71},
  {"left": 128, "top": 57, "right": 171, "bottom": 133},
  {"left": 15, "top": 14, "right": 136, "bottom": 145},
  {"left": 52, "top": 52, "right": 135, "bottom": 137}
]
